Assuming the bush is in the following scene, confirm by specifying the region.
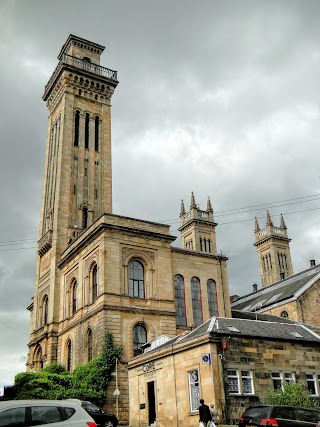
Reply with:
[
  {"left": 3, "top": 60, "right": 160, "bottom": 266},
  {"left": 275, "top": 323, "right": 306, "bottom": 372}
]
[{"left": 264, "top": 382, "right": 315, "bottom": 408}]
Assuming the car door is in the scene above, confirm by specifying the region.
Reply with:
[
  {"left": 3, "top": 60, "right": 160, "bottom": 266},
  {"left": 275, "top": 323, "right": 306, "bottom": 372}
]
[
  {"left": 294, "top": 408, "right": 320, "bottom": 427},
  {"left": 0, "top": 406, "right": 27, "bottom": 427},
  {"left": 29, "top": 405, "right": 71, "bottom": 427},
  {"left": 273, "top": 406, "right": 296, "bottom": 427}
]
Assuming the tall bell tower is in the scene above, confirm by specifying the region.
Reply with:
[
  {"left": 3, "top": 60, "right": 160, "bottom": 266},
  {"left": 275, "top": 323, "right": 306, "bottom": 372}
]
[
  {"left": 254, "top": 211, "right": 293, "bottom": 287},
  {"left": 27, "top": 35, "right": 118, "bottom": 368}
]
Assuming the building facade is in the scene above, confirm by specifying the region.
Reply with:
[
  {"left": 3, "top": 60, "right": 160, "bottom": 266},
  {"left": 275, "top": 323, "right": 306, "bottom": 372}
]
[{"left": 27, "top": 35, "right": 231, "bottom": 424}]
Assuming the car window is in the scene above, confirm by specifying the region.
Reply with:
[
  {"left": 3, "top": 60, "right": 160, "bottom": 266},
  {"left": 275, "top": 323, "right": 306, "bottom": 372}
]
[
  {"left": 0, "top": 407, "right": 26, "bottom": 427},
  {"left": 273, "top": 407, "right": 295, "bottom": 420},
  {"left": 63, "top": 407, "right": 75, "bottom": 420},
  {"left": 31, "top": 406, "right": 61, "bottom": 425},
  {"left": 83, "top": 402, "right": 100, "bottom": 412},
  {"left": 295, "top": 408, "right": 318, "bottom": 423},
  {"left": 243, "top": 407, "right": 269, "bottom": 419}
]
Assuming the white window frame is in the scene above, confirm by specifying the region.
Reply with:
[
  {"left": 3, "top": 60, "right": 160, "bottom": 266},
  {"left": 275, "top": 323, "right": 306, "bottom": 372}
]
[
  {"left": 271, "top": 371, "right": 295, "bottom": 390},
  {"left": 188, "top": 370, "right": 200, "bottom": 413},
  {"left": 227, "top": 369, "right": 254, "bottom": 395},
  {"left": 306, "top": 372, "right": 320, "bottom": 396}
]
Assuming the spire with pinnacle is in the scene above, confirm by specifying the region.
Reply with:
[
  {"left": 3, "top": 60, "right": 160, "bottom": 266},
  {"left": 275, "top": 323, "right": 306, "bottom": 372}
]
[
  {"left": 180, "top": 199, "right": 186, "bottom": 216},
  {"left": 206, "top": 196, "right": 213, "bottom": 212},
  {"left": 190, "top": 191, "right": 197, "bottom": 209},
  {"left": 280, "top": 213, "right": 286, "bottom": 229},
  {"left": 254, "top": 217, "right": 260, "bottom": 232},
  {"left": 266, "top": 210, "right": 273, "bottom": 226}
]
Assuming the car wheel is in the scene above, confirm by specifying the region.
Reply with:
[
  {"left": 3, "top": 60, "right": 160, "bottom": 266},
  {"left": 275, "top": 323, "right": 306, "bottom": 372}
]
[{"left": 104, "top": 421, "right": 114, "bottom": 427}]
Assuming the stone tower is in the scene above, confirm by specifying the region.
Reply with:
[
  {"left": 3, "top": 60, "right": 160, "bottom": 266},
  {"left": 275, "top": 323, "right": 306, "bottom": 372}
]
[
  {"left": 254, "top": 211, "right": 293, "bottom": 287},
  {"left": 179, "top": 192, "right": 217, "bottom": 254},
  {"left": 28, "top": 35, "right": 118, "bottom": 368}
]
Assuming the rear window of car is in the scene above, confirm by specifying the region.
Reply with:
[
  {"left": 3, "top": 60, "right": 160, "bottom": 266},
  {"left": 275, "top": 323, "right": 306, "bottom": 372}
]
[
  {"left": 295, "top": 408, "right": 319, "bottom": 423},
  {"left": 31, "top": 406, "right": 62, "bottom": 424},
  {"left": 273, "top": 406, "right": 295, "bottom": 420},
  {"left": 63, "top": 407, "right": 76, "bottom": 420},
  {"left": 243, "top": 406, "right": 270, "bottom": 419}
]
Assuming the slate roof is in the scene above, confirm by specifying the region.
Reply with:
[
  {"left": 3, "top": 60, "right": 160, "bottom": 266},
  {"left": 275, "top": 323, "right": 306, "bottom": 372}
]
[
  {"left": 231, "top": 265, "right": 320, "bottom": 312},
  {"left": 132, "top": 313, "right": 320, "bottom": 360}
]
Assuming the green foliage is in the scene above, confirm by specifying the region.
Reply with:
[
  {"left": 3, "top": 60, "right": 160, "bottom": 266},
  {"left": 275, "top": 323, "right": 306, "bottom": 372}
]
[
  {"left": 14, "top": 332, "right": 122, "bottom": 405},
  {"left": 264, "top": 382, "right": 316, "bottom": 408}
]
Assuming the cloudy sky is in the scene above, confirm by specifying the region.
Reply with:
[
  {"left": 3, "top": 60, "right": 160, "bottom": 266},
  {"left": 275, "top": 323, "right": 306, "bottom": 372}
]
[{"left": 1, "top": 0, "right": 320, "bottom": 388}]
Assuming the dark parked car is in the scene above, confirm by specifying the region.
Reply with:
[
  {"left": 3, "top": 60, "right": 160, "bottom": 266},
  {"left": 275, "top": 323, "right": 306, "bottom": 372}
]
[
  {"left": 239, "top": 404, "right": 320, "bottom": 427},
  {"left": 81, "top": 401, "right": 118, "bottom": 427}
]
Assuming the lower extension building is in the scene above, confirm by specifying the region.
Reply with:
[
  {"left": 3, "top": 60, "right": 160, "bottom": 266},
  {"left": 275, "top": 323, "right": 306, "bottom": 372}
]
[
  {"left": 26, "top": 35, "right": 231, "bottom": 424},
  {"left": 128, "top": 312, "right": 320, "bottom": 427}
]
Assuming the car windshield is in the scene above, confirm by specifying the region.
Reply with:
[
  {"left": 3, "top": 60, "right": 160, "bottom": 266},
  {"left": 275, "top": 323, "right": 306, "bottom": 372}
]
[
  {"left": 83, "top": 402, "right": 101, "bottom": 412},
  {"left": 243, "top": 406, "right": 270, "bottom": 419}
]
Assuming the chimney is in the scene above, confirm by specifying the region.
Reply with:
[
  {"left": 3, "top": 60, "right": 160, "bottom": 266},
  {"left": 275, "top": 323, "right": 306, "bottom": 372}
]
[
  {"left": 310, "top": 259, "right": 316, "bottom": 267},
  {"left": 253, "top": 283, "right": 258, "bottom": 293}
]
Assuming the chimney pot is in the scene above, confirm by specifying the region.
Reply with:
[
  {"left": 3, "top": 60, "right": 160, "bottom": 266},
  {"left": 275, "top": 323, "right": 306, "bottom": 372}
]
[{"left": 253, "top": 283, "right": 258, "bottom": 292}]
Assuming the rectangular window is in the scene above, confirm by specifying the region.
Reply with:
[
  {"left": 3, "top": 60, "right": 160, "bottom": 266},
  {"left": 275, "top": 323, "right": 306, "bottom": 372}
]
[
  {"left": 227, "top": 369, "right": 254, "bottom": 395},
  {"left": 188, "top": 370, "right": 200, "bottom": 412},
  {"left": 271, "top": 371, "right": 295, "bottom": 390},
  {"left": 306, "top": 373, "right": 320, "bottom": 396}
]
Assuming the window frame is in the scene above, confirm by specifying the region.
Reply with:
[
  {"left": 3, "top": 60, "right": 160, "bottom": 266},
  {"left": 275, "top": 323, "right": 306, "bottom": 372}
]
[
  {"left": 271, "top": 370, "right": 295, "bottom": 390},
  {"left": 188, "top": 369, "right": 200, "bottom": 413},
  {"left": 174, "top": 274, "right": 187, "bottom": 326},
  {"left": 129, "top": 260, "right": 145, "bottom": 299},
  {"left": 133, "top": 324, "right": 147, "bottom": 357},
  {"left": 227, "top": 369, "right": 254, "bottom": 395},
  {"left": 191, "top": 276, "right": 203, "bottom": 327},
  {"left": 306, "top": 372, "right": 320, "bottom": 396},
  {"left": 207, "top": 279, "right": 218, "bottom": 318},
  {"left": 92, "top": 264, "right": 98, "bottom": 302}
]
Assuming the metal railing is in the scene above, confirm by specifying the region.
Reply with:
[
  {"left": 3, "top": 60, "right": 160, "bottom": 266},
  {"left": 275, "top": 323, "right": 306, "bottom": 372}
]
[{"left": 44, "top": 54, "right": 117, "bottom": 97}]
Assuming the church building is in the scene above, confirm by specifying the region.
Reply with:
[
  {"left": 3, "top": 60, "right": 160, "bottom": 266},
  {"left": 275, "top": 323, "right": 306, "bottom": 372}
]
[{"left": 26, "top": 35, "right": 231, "bottom": 424}]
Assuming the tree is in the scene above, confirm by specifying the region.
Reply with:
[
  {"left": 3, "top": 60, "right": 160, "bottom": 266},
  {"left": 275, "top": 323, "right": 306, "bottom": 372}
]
[
  {"left": 14, "top": 331, "right": 122, "bottom": 404},
  {"left": 264, "top": 382, "right": 318, "bottom": 409}
]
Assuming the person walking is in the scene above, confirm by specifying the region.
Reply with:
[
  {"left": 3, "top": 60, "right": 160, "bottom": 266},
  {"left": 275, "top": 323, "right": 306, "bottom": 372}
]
[
  {"left": 210, "top": 403, "right": 219, "bottom": 425},
  {"left": 199, "top": 399, "right": 212, "bottom": 427}
]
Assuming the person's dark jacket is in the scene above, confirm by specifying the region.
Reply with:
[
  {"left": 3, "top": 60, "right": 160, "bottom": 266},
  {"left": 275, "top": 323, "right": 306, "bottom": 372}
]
[{"left": 199, "top": 403, "right": 212, "bottom": 423}]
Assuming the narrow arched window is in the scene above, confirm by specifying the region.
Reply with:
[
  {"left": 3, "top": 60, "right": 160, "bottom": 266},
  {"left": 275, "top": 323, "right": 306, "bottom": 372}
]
[
  {"left": 129, "top": 260, "right": 145, "bottom": 298},
  {"left": 43, "top": 296, "right": 49, "bottom": 325},
  {"left": 94, "top": 116, "right": 99, "bottom": 151},
  {"left": 174, "top": 274, "right": 186, "bottom": 326},
  {"left": 133, "top": 324, "right": 147, "bottom": 356},
  {"left": 72, "top": 281, "right": 77, "bottom": 315},
  {"left": 92, "top": 264, "right": 98, "bottom": 302},
  {"left": 82, "top": 207, "right": 88, "bottom": 229},
  {"left": 74, "top": 111, "right": 80, "bottom": 146},
  {"left": 191, "top": 276, "right": 202, "bottom": 327},
  {"left": 87, "top": 329, "right": 93, "bottom": 361},
  {"left": 67, "top": 340, "right": 72, "bottom": 371},
  {"left": 85, "top": 113, "right": 89, "bottom": 149},
  {"left": 34, "top": 346, "right": 43, "bottom": 371},
  {"left": 207, "top": 279, "right": 218, "bottom": 317}
]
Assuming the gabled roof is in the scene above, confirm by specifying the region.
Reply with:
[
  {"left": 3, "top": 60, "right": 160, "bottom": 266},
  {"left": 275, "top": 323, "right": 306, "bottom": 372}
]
[
  {"left": 231, "top": 265, "right": 320, "bottom": 312},
  {"left": 131, "top": 313, "right": 320, "bottom": 361}
]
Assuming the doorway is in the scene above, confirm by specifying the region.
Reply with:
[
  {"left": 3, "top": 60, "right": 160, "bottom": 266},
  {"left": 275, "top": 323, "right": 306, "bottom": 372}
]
[{"left": 147, "top": 381, "right": 156, "bottom": 425}]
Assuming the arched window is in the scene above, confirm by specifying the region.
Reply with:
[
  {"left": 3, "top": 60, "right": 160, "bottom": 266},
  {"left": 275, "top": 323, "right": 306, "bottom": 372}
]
[
  {"left": 207, "top": 279, "right": 218, "bottom": 317},
  {"left": 133, "top": 324, "right": 147, "bottom": 356},
  {"left": 67, "top": 340, "right": 72, "bottom": 371},
  {"left": 94, "top": 116, "right": 99, "bottom": 151},
  {"left": 129, "top": 260, "right": 145, "bottom": 298},
  {"left": 82, "top": 207, "right": 88, "bottom": 229},
  {"left": 87, "top": 329, "right": 93, "bottom": 361},
  {"left": 281, "top": 310, "right": 289, "bottom": 318},
  {"left": 43, "top": 296, "right": 49, "bottom": 325},
  {"left": 174, "top": 275, "right": 186, "bottom": 326},
  {"left": 85, "top": 113, "right": 89, "bottom": 149},
  {"left": 191, "top": 276, "right": 203, "bottom": 327},
  {"left": 34, "top": 346, "right": 43, "bottom": 371},
  {"left": 92, "top": 264, "right": 98, "bottom": 302},
  {"left": 74, "top": 110, "right": 80, "bottom": 146},
  {"left": 72, "top": 281, "right": 77, "bottom": 315}
]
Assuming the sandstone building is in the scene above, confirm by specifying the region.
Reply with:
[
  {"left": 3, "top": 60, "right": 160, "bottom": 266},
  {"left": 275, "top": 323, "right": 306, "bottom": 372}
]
[{"left": 26, "top": 35, "right": 231, "bottom": 424}]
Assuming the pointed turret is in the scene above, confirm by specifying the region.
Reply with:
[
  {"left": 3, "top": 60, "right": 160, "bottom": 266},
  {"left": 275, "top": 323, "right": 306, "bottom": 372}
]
[
  {"left": 190, "top": 192, "right": 197, "bottom": 209},
  {"left": 266, "top": 210, "right": 273, "bottom": 226},
  {"left": 280, "top": 214, "right": 286, "bottom": 229},
  {"left": 254, "top": 217, "right": 260, "bottom": 232},
  {"left": 206, "top": 196, "right": 213, "bottom": 212},
  {"left": 180, "top": 199, "right": 186, "bottom": 217}
]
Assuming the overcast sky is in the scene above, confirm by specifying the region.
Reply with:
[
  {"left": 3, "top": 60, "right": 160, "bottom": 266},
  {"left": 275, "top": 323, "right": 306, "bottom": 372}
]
[{"left": 1, "top": 0, "right": 320, "bottom": 388}]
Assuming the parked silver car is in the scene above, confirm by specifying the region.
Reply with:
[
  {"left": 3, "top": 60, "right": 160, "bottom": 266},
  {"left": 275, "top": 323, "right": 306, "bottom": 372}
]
[{"left": 0, "top": 399, "right": 97, "bottom": 426}]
